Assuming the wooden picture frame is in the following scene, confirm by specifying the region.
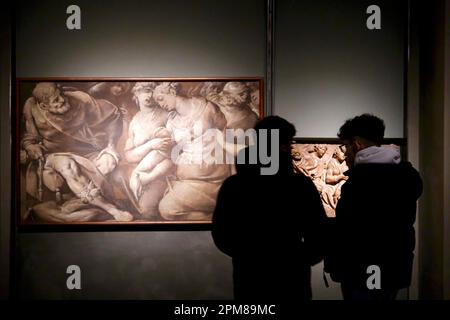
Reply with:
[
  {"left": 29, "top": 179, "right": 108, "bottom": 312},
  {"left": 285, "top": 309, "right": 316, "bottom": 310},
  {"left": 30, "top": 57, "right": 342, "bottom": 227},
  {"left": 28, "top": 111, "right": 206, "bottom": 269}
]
[{"left": 15, "top": 78, "right": 264, "bottom": 229}]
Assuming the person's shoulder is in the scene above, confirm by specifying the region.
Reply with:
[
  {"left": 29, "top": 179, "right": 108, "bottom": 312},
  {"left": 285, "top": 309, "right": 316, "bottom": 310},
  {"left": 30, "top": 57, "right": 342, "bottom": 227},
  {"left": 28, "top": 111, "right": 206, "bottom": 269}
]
[
  {"left": 352, "top": 162, "right": 417, "bottom": 176},
  {"left": 347, "top": 164, "right": 387, "bottom": 185},
  {"left": 291, "top": 172, "right": 313, "bottom": 183},
  {"left": 218, "top": 174, "right": 248, "bottom": 195},
  {"left": 398, "top": 161, "right": 423, "bottom": 192},
  {"left": 398, "top": 161, "right": 419, "bottom": 173},
  {"left": 351, "top": 162, "right": 422, "bottom": 191},
  {"left": 350, "top": 163, "right": 393, "bottom": 175},
  {"left": 280, "top": 172, "right": 316, "bottom": 189},
  {"left": 221, "top": 174, "right": 241, "bottom": 186}
]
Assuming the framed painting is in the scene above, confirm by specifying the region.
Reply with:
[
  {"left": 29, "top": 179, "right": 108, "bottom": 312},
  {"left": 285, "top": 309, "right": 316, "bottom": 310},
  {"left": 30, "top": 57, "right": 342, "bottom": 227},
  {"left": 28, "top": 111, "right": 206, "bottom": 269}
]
[
  {"left": 292, "top": 138, "right": 405, "bottom": 217},
  {"left": 15, "top": 78, "right": 264, "bottom": 228}
]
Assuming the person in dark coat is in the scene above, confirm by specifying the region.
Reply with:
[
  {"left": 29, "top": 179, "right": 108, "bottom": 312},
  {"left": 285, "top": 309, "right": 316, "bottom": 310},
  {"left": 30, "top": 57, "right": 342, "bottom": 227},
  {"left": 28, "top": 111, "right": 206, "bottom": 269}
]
[
  {"left": 212, "top": 116, "right": 327, "bottom": 301},
  {"left": 325, "top": 114, "right": 423, "bottom": 300}
]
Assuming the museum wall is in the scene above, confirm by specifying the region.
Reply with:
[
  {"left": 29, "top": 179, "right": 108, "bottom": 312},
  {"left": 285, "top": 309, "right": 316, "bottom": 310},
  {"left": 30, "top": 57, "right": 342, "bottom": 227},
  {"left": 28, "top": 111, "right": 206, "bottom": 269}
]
[
  {"left": 274, "top": 0, "right": 407, "bottom": 138},
  {"left": 417, "top": 0, "right": 450, "bottom": 300}
]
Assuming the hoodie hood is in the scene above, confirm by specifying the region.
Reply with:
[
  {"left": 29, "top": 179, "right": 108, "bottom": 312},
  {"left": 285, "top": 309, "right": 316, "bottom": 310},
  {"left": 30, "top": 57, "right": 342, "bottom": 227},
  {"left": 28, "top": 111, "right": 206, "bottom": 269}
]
[{"left": 354, "top": 145, "right": 401, "bottom": 165}]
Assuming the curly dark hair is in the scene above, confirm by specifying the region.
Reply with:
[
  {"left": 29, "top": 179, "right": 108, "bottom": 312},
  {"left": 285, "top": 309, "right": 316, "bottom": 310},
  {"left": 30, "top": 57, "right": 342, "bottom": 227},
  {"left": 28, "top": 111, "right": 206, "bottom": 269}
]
[
  {"left": 337, "top": 113, "right": 385, "bottom": 145},
  {"left": 254, "top": 115, "right": 296, "bottom": 146}
]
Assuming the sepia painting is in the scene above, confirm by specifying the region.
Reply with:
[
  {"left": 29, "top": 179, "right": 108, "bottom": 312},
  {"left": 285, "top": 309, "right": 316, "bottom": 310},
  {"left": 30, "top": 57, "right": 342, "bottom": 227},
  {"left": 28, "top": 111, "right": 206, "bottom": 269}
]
[
  {"left": 16, "top": 78, "right": 263, "bottom": 225},
  {"left": 292, "top": 142, "right": 401, "bottom": 217}
]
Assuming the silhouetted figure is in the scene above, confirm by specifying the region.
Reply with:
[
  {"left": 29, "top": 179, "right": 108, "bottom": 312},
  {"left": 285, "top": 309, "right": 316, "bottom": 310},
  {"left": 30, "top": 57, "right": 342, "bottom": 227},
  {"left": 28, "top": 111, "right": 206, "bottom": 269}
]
[
  {"left": 325, "top": 114, "right": 423, "bottom": 300},
  {"left": 212, "top": 116, "right": 327, "bottom": 301}
]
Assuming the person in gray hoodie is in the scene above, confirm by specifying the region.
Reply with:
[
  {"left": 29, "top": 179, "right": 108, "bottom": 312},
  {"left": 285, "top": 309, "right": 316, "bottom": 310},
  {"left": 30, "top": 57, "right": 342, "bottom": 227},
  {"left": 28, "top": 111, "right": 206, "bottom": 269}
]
[{"left": 325, "top": 114, "right": 423, "bottom": 300}]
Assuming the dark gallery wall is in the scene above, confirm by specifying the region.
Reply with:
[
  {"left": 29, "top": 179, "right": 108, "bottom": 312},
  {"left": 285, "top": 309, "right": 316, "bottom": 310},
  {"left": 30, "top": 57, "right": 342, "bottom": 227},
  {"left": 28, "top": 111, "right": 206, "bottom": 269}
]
[
  {"left": 417, "top": 0, "right": 450, "bottom": 300},
  {"left": 18, "top": 232, "right": 231, "bottom": 299},
  {"left": 13, "top": 0, "right": 265, "bottom": 299},
  {"left": 274, "top": 0, "right": 407, "bottom": 138},
  {"left": 0, "top": 3, "right": 12, "bottom": 300}
]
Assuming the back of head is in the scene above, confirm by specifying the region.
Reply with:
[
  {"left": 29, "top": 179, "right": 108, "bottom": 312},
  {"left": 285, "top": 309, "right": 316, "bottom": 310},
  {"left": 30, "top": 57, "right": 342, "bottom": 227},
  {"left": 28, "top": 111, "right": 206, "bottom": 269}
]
[
  {"left": 236, "top": 116, "right": 296, "bottom": 175},
  {"left": 254, "top": 115, "right": 296, "bottom": 147},
  {"left": 338, "top": 113, "right": 385, "bottom": 145}
]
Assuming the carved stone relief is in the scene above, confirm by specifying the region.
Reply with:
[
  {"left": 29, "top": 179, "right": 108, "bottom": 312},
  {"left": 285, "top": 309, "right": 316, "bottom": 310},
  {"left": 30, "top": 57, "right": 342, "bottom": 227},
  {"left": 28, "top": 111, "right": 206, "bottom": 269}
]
[{"left": 292, "top": 144, "right": 348, "bottom": 217}]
